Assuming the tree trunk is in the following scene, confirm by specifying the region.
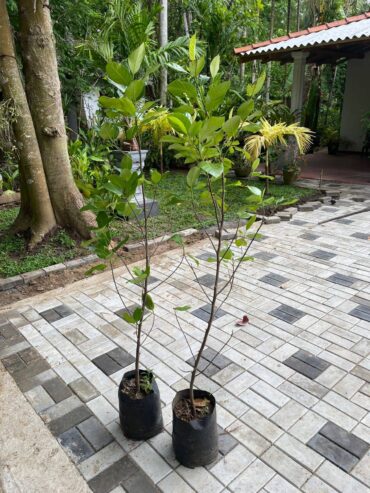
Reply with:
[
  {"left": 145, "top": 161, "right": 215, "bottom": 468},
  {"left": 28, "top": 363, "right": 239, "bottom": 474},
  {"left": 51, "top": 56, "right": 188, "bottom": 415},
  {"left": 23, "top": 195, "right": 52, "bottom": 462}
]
[
  {"left": 265, "top": 0, "right": 275, "bottom": 102},
  {"left": 0, "top": 0, "right": 56, "bottom": 247},
  {"left": 159, "top": 0, "right": 168, "bottom": 106},
  {"left": 17, "top": 0, "right": 95, "bottom": 238}
]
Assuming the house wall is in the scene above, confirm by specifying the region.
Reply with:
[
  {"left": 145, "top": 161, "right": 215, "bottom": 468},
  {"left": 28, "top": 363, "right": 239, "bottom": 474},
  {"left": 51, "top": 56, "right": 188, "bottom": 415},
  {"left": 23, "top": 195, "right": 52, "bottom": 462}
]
[{"left": 340, "top": 51, "right": 370, "bottom": 152}]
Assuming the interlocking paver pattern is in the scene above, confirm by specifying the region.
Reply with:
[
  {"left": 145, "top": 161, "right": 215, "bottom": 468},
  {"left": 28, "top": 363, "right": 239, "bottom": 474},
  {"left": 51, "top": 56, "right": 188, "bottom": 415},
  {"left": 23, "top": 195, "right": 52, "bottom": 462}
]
[{"left": 1, "top": 182, "right": 370, "bottom": 492}]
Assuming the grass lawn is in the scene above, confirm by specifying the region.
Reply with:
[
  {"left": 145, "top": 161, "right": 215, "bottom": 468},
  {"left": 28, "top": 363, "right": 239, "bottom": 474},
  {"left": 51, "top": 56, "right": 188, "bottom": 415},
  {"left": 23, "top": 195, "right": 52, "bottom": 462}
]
[{"left": 0, "top": 172, "right": 315, "bottom": 278}]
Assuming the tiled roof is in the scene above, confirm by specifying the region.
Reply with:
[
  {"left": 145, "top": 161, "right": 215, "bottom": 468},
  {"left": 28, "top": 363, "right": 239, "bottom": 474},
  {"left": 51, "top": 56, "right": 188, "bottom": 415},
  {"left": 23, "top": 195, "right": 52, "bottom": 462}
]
[{"left": 235, "top": 12, "right": 370, "bottom": 57}]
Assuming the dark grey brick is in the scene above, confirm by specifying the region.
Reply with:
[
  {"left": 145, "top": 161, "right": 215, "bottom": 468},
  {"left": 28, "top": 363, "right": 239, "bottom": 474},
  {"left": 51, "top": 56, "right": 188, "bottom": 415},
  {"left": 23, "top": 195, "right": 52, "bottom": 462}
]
[
  {"left": 270, "top": 304, "right": 305, "bottom": 323},
  {"left": 307, "top": 434, "right": 358, "bottom": 472},
  {"left": 54, "top": 304, "right": 74, "bottom": 318},
  {"left": 290, "top": 220, "right": 308, "bottom": 226},
  {"left": 327, "top": 273, "right": 358, "bottom": 287},
  {"left": 39, "top": 309, "right": 62, "bottom": 323},
  {"left": 2, "top": 354, "right": 27, "bottom": 373},
  {"left": 335, "top": 218, "right": 353, "bottom": 224},
  {"left": 48, "top": 405, "right": 92, "bottom": 436},
  {"left": 351, "top": 232, "right": 369, "bottom": 240},
  {"left": 259, "top": 273, "right": 288, "bottom": 287},
  {"left": 294, "top": 350, "right": 330, "bottom": 372},
  {"left": 58, "top": 427, "right": 95, "bottom": 464},
  {"left": 0, "top": 323, "right": 16, "bottom": 339},
  {"left": 253, "top": 252, "right": 277, "bottom": 261},
  {"left": 147, "top": 276, "right": 160, "bottom": 285},
  {"left": 202, "top": 348, "right": 231, "bottom": 369},
  {"left": 203, "top": 363, "right": 221, "bottom": 377},
  {"left": 319, "top": 422, "right": 369, "bottom": 459},
  {"left": 300, "top": 233, "right": 320, "bottom": 241},
  {"left": 88, "top": 456, "right": 137, "bottom": 493},
  {"left": 351, "top": 296, "right": 370, "bottom": 308},
  {"left": 77, "top": 416, "right": 113, "bottom": 451},
  {"left": 191, "top": 304, "right": 227, "bottom": 322},
  {"left": 107, "top": 347, "right": 135, "bottom": 368},
  {"left": 197, "top": 273, "right": 217, "bottom": 288},
  {"left": 12, "top": 358, "right": 51, "bottom": 390},
  {"left": 218, "top": 428, "right": 238, "bottom": 456},
  {"left": 284, "top": 356, "right": 322, "bottom": 379},
  {"left": 123, "top": 471, "right": 159, "bottom": 493},
  {"left": 43, "top": 377, "right": 72, "bottom": 403},
  {"left": 197, "top": 252, "right": 217, "bottom": 261},
  {"left": 92, "top": 354, "right": 123, "bottom": 376},
  {"left": 310, "top": 249, "right": 336, "bottom": 261},
  {"left": 19, "top": 347, "right": 40, "bottom": 364},
  {"left": 350, "top": 306, "right": 370, "bottom": 322}
]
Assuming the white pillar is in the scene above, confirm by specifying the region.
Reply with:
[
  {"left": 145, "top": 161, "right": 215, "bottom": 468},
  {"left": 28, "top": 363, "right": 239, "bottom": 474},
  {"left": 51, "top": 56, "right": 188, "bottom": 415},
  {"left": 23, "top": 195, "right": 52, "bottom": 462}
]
[{"left": 290, "top": 51, "right": 309, "bottom": 117}]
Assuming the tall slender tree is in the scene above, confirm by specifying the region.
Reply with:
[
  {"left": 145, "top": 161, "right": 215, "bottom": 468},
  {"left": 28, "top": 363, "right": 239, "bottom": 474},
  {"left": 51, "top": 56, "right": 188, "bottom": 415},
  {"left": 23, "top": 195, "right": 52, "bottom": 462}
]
[
  {"left": 159, "top": 0, "right": 168, "bottom": 105},
  {"left": 0, "top": 0, "right": 56, "bottom": 247},
  {"left": 265, "top": 0, "right": 275, "bottom": 102}
]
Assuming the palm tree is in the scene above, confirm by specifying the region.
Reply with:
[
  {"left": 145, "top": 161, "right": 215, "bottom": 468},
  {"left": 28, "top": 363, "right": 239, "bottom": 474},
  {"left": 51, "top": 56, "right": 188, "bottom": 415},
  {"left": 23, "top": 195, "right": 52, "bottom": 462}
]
[{"left": 245, "top": 119, "right": 313, "bottom": 192}]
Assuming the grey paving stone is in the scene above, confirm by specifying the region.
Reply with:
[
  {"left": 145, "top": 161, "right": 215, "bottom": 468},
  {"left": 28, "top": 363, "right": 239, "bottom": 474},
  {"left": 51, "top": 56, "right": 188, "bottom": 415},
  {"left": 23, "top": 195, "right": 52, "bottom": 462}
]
[
  {"left": 12, "top": 358, "right": 51, "bottom": 390},
  {"left": 300, "top": 233, "right": 320, "bottom": 241},
  {"left": 77, "top": 416, "right": 113, "bottom": 451},
  {"left": 277, "top": 212, "right": 291, "bottom": 221},
  {"left": 191, "top": 304, "right": 227, "bottom": 322},
  {"left": 263, "top": 216, "right": 281, "bottom": 224},
  {"left": 334, "top": 218, "right": 353, "bottom": 224},
  {"left": 284, "top": 356, "right": 322, "bottom": 380},
  {"left": 218, "top": 428, "right": 238, "bottom": 456},
  {"left": 259, "top": 273, "right": 288, "bottom": 287},
  {"left": 69, "top": 377, "right": 100, "bottom": 403},
  {"left": 351, "top": 232, "right": 369, "bottom": 240},
  {"left": 123, "top": 471, "right": 159, "bottom": 493},
  {"left": 87, "top": 456, "right": 138, "bottom": 493},
  {"left": 351, "top": 296, "right": 370, "bottom": 308},
  {"left": 43, "top": 377, "right": 73, "bottom": 403},
  {"left": 19, "top": 347, "right": 40, "bottom": 364},
  {"left": 107, "top": 348, "right": 135, "bottom": 368},
  {"left": 202, "top": 348, "right": 231, "bottom": 369},
  {"left": 0, "top": 275, "right": 23, "bottom": 291},
  {"left": 0, "top": 322, "right": 16, "bottom": 339},
  {"left": 58, "top": 427, "right": 95, "bottom": 464},
  {"left": 254, "top": 252, "right": 277, "bottom": 261},
  {"left": 197, "top": 273, "right": 217, "bottom": 288},
  {"left": 351, "top": 366, "right": 370, "bottom": 383},
  {"left": 269, "top": 304, "right": 305, "bottom": 323},
  {"left": 54, "top": 304, "right": 74, "bottom": 318},
  {"left": 115, "top": 303, "right": 143, "bottom": 319},
  {"left": 321, "top": 207, "right": 339, "bottom": 212},
  {"left": 48, "top": 405, "right": 92, "bottom": 437},
  {"left": 310, "top": 249, "right": 336, "bottom": 261},
  {"left": 319, "top": 422, "right": 369, "bottom": 459},
  {"left": 25, "top": 385, "right": 55, "bottom": 412},
  {"left": 196, "top": 252, "right": 217, "bottom": 261},
  {"left": 203, "top": 363, "right": 221, "bottom": 377},
  {"left": 294, "top": 350, "right": 330, "bottom": 372},
  {"left": 64, "top": 328, "right": 88, "bottom": 345},
  {"left": 92, "top": 354, "right": 123, "bottom": 376},
  {"left": 307, "top": 433, "right": 358, "bottom": 472},
  {"left": 0, "top": 340, "right": 30, "bottom": 359},
  {"left": 39, "top": 308, "right": 62, "bottom": 323},
  {"left": 350, "top": 305, "right": 370, "bottom": 322},
  {"left": 2, "top": 354, "right": 27, "bottom": 373},
  {"left": 327, "top": 273, "right": 358, "bottom": 287},
  {"left": 298, "top": 204, "right": 314, "bottom": 211}
]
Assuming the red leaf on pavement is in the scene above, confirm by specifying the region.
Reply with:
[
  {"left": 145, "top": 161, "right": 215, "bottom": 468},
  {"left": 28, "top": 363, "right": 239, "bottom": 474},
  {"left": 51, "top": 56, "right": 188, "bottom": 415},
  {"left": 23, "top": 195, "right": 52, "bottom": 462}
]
[{"left": 236, "top": 315, "right": 249, "bottom": 326}]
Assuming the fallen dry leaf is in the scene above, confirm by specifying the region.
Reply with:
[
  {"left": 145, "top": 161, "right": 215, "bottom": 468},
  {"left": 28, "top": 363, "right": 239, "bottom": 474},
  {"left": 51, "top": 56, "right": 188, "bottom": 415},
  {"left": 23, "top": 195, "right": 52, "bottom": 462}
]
[{"left": 236, "top": 314, "right": 249, "bottom": 326}]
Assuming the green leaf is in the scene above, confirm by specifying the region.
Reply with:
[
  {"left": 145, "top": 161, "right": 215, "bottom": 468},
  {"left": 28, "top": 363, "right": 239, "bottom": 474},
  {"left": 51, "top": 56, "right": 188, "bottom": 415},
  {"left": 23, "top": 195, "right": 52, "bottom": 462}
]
[
  {"left": 143, "top": 294, "right": 154, "bottom": 311},
  {"left": 235, "top": 238, "right": 247, "bottom": 247},
  {"left": 167, "top": 62, "right": 188, "bottom": 73},
  {"left": 237, "top": 100, "right": 254, "bottom": 120},
  {"left": 168, "top": 79, "right": 197, "bottom": 101},
  {"left": 189, "top": 34, "right": 196, "bottom": 61},
  {"left": 210, "top": 55, "right": 220, "bottom": 78},
  {"left": 205, "top": 81, "right": 231, "bottom": 112},
  {"left": 189, "top": 56, "right": 205, "bottom": 77},
  {"left": 128, "top": 43, "right": 145, "bottom": 75},
  {"left": 99, "top": 96, "right": 136, "bottom": 116},
  {"left": 133, "top": 307, "right": 143, "bottom": 322},
  {"left": 121, "top": 154, "right": 133, "bottom": 170},
  {"left": 122, "top": 312, "right": 136, "bottom": 324},
  {"left": 245, "top": 215, "right": 256, "bottom": 230},
  {"left": 170, "top": 233, "right": 184, "bottom": 245},
  {"left": 99, "top": 122, "right": 119, "bottom": 140},
  {"left": 187, "top": 166, "right": 200, "bottom": 188},
  {"left": 168, "top": 115, "right": 188, "bottom": 134},
  {"left": 222, "top": 115, "right": 241, "bottom": 138},
  {"left": 150, "top": 169, "right": 161, "bottom": 184},
  {"left": 85, "top": 264, "right": 107, "bottom": 276},
  {"left": 246, "top": 71, "right": 266, "bottom": 96},
  {"left": 106, "top": 61, "right": 132, "bottom": 86},
  {"left": 247, "top": 185, "right": 262, "bottom": 196},
  {"left": 174, "top": 305, "right": 191, "bottom": 311},
  {"left": 125, "top": 80, "right": 145, "bottom": 102},
  {"left": 200, "top": 161, "right": 224, "bottom": 178},
  {"left": 221, "top": 248, "right": 233, "bottom": 260}
]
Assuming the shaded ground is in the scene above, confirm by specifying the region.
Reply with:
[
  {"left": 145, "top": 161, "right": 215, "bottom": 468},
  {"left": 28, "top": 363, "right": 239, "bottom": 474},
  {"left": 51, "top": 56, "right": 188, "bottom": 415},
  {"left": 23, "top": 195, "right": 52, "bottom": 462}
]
[{"left": 299, "top": 150, "right": 370, "bottom": 184}]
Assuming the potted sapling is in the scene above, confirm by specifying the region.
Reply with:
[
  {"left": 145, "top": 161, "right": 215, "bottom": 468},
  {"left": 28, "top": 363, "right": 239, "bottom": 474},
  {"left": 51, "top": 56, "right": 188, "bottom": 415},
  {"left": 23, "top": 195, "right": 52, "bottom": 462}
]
[
  {"left": 163, "top": 37, "right": 271, "bottom": 467},
  {"left": 83, "top": 44, "right": 173, "bottom": 440}
]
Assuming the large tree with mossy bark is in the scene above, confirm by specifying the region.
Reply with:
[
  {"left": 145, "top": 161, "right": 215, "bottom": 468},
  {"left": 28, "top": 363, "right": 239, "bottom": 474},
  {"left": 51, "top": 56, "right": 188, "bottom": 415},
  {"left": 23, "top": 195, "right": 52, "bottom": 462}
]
[{"left": 0, "top": 0, "right": 95, "bottom": 247}]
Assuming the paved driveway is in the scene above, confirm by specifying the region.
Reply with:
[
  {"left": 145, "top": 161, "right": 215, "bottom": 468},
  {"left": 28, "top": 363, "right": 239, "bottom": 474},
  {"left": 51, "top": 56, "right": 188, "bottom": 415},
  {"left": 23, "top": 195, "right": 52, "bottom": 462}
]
[{"left": 1, "top": 184, "right": 370, "bottom": 493}]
